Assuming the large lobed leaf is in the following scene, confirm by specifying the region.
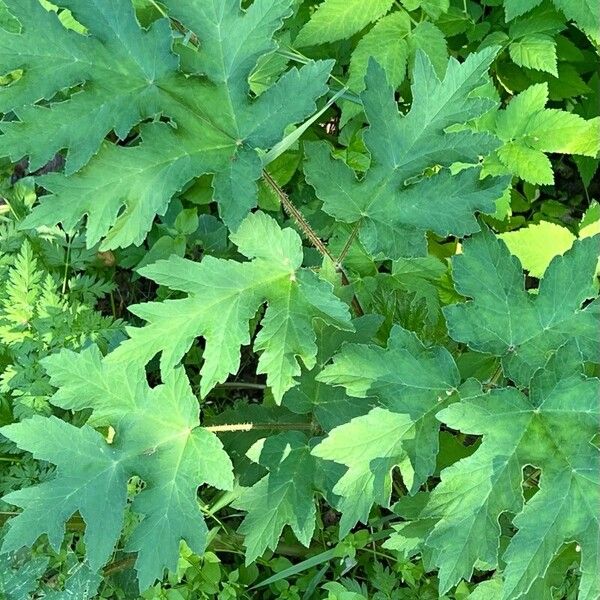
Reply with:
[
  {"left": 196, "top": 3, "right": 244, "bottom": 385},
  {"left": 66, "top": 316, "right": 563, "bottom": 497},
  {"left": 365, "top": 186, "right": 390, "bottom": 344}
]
[
  {"left": 304, "top": 47, "right": 509, "bottom": 260},
  {"left": 0, "top": 346, "right": 233, "bottom": 590},
  {"left": 444, "top": 228, "right": 600, "bottom": 386},
  {"left": 107, "top": 211, "right": 353, "bottom": 402},
  {"left": 312, "top": 326, "right": 460, "bottom": 534},
  {"left": 418, "top": 344, "right": 599, "bottom": 599},
  {"left": 0, "top": 0, "right": 333, "bottom": 248}
]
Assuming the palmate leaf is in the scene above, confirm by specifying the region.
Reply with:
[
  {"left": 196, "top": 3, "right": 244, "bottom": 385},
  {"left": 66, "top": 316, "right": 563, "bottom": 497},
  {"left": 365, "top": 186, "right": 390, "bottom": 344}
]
[
  {"left": 444, "top": 227, "right": 600, "bottom": 386},
  {"left": 312, "top": 326, "right": 460, "bottom": 534},
  {"left": 420, "top": 344, "right": 599, "bottom": 599},
  {"left": 283, "top": 315, "right": 384, "bottom": 431},
  {"left": 0, "top": 346, "right": 233, "bottom": 590},
  {"left": 107, "top": 212, "right": 353, "bottom": 402},
  {"left": 233, "top": 432, "right": 318, "bottom": 563},
  {"left": 1, "top": 0, "right": 333, "bottom": 248},
  {"left": 304, "top": 48, "right": 509, "bottom": 260}
]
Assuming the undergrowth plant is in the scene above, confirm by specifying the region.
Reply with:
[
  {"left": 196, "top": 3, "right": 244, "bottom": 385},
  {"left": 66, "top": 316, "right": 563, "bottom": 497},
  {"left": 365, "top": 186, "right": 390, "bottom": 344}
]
[{"left": 0, "top": 1, "right": 598, "bottom": 598}]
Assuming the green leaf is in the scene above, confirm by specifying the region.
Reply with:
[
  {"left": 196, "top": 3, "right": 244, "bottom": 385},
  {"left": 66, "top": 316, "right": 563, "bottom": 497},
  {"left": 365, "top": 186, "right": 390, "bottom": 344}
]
[
  {"left": 0, "top": 552, "right": 48, "bottom": 600},
  {"left": 283, "top": 315, "right": 384, "bottom": 431},
  {"left": 234, "top": 432, "right": 317, "bottom": 563},
  {"left": 346, "top": 12, "right": 411, "bottom": 94},
  {"left": 499, "top": 221, "right": 577, "bottom": 278},
  {"left": 509, "top": 34, "right": 558, "bottom": 75},
  {"left": 485, "top": 83, "right": 600, "bottom": 184},
  {"left": 0, "top": 346, "right": 233, "bottom": 590},
  {"left": 107, "top": 212, "right": 353, "bottom": 402},
  {"left": 504, "top": 0, "right": 543, "bottom": 21},
  {"left": 407, "top": 21, "right": 448, "bottom": 78},
  {"left": 295, "top": 0, "right": 394, "bottom": 46},
  {"left": 312, "top": 407, "right": 414, "bottom": 535},
  {"left": 421, "top": 345, "right": 599, "bottom": 599},
  {"left": 8, "top": 0, "right": 333, "bottom": 248},
  {"left": 552, "top": 0, "right": 600, "bottom": 43},
  {"left": 444, "top": 228, "right": 600, "bottom": 386},
  {"left": 304, "top": 48, "right": 507, "bottom": 260},
  {"left": 401, "top": 0, "right": 450, "bottom": 20},
  {"left": 504, "top": 0, "right": 599, "bottom": 46},
  {"left": 312, "top": 326, "right": 460, "bottom": 533}
]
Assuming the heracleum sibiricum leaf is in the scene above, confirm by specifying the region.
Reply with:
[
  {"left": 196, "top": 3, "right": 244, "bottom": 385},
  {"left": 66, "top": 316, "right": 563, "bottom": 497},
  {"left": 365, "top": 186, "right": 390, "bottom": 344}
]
[
  {"left": 233, "top": 432, "right": 318, "bottom": 564},
  {"left": 420, "top": 344, "right": 599, "bottom": 599},
  {"left": 0, "top": 345, "right": 233, "bottom": 591},
  {"left": 312, "top": 326, "right": 460, "bottom": 535},
  {"left": 444, "top": 227, "right": 600, "bottom": 386},
  {"left": 107, "top": 211, "right": 353, "bottom": 403},
  {"left": 1, "top": 0, "right": 332, "bottom": 248},
  {"left": 304, "top": 47, "right": 509, "bottom": 260}
]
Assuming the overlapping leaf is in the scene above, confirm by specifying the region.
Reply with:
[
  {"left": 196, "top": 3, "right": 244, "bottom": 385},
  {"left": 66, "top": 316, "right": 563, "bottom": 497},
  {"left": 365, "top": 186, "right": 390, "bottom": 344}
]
[
  {"left": 419, "top": 345, "right": 599, "bottom": 599},
  {"left": 312, "top": 326, "right": 460, "bottom": 534},
  {"left": 282, "top": 315, "right": 383, "bottom": 431},
  {"left": 304, "top": 48, "right": 508, "bottom": 259},
  {"left": 234, "top": 432, "right": 318, "bottom": 563},
  {"left": 295, "top": 0, "right": 394, "bottom": 46},
  {"left": 107, "top": 212, "right": 353, "bottom": 402},
  {"left": 483, "top": 83, "right": 600, "bottom": 184},
  {"left": 0, "top": 346, "right": 233, "bottom": 590},
  {"left": 444, "top": 227, "right": 600, "bottom": 386},
  {"left": 504, "top": 0, "right": 600, "bottom": 44},
  {"left": 1, "top": 0, "right": 333, "bottom": 247}
]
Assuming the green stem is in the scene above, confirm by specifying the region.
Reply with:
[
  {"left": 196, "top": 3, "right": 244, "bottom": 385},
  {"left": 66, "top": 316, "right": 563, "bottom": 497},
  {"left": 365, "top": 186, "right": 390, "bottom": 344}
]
[
  {"left": 205, "top": 421, "right": 313, "bottom": 433},
  {"left": 215, "top": 381, "right": 266, "bottom": 391}
]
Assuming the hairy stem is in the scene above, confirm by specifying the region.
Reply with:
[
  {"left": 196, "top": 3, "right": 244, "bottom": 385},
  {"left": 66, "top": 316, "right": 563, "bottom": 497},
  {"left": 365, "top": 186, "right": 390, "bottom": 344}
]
[
  {"left": 262, "top": 171, "right": 364, "bottom": 316},
  {"left": 205, "top": 421, "right": 313, "bottom": 433}
]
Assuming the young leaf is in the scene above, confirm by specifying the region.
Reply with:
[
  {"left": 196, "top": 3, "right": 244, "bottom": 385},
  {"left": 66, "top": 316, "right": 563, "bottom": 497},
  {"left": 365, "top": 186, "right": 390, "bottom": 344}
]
[
  {"left": 107, "top": 212, "right": 353, "bottom": 402},
  {"left": 295, "top": 0, "right": 394, "bottom": 46},
  {"left": 7, "top": 0, "right": 332, "bottom": 248},
  {"left": 499, "top": 221, "right": 576, "bottom": 278},
  {"left": 484, "top": 83, "right": 600, "bottom": 184},
  {"left": 0, "top": 346, "right": 233, "bottom": 590},
  {"left": 304, "top": 48, "right": 508, "bottom": 260},
  {"left": 444, "top": 228, "right": 600, "bottom": 386},
  {"left": 312, "top": 326, "right": 460, "bottom": 533},
  {"left": 421, "top": 345, "right": 599, "bottom": 599},
  {"left": 504, "top": 0, "right": 599, "bottom": 44}
]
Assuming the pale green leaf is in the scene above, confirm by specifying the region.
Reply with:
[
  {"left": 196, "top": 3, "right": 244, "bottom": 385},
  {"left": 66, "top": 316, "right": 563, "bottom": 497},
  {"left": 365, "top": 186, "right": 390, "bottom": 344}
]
[
  {"left": 489, "top": 83, "right": 600, "bottom": 184},
  {"left": 499, "top": 221, "right": 576, "bottom": 278},
  {"left": 509, "top": 34, "right": 558, "bottom": 75},
  {"left": 552, "top": 0, "right": 600, "bottom": 43},
  {"left": 312, "top": 407, "right": 414, "bottom": 535},
  {"left": 504, "top": 0, "right": 544, "bottom": 21},
  {"left": 107, "top": 212, "right": 352, "bottom": 402},
  {"left": 295, "top": 0, "right": 394, "bottom": 46},
  {"left": 346, "top": 12, "right": 411, "bottom": 93},
  {"left": 407, "top": 21, "right": 448, "bottom": 78}
]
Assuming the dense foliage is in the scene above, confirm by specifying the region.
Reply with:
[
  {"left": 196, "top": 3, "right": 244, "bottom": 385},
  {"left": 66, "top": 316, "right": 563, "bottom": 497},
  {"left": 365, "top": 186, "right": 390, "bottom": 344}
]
[{"left": 0, "top": 0, "right": 598, "bottom": 598}]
